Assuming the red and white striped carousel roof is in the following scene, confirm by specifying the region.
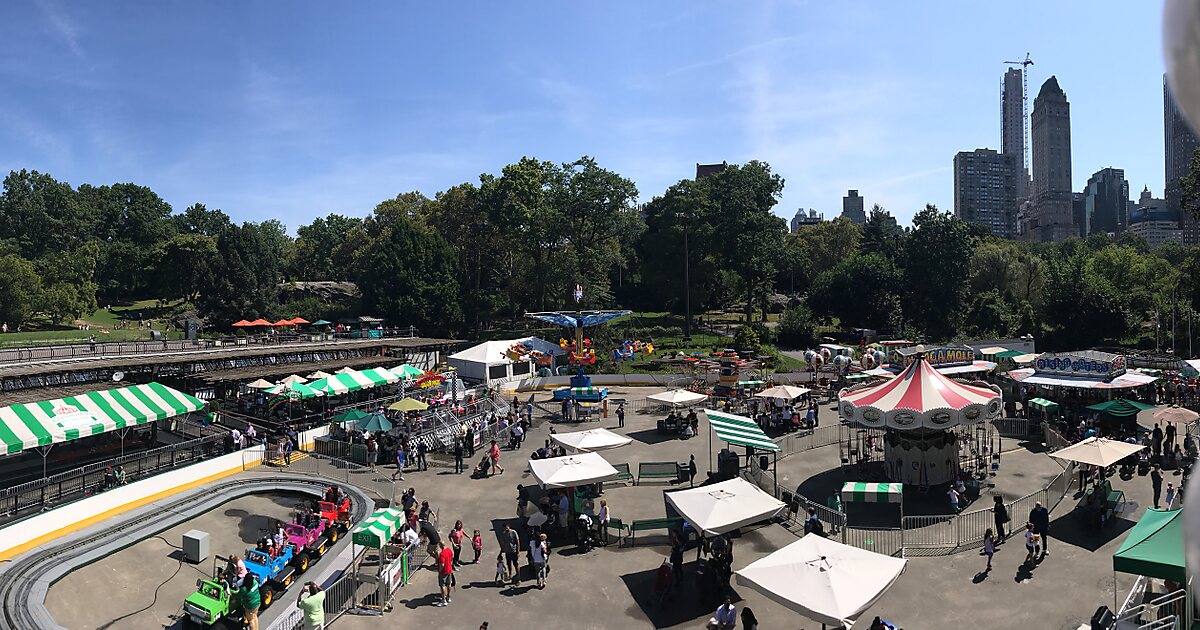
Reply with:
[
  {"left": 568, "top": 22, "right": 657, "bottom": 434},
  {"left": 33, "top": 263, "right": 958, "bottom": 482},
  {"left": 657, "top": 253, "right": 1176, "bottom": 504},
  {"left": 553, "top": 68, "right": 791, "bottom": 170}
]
[{"left": 841, "top": 355, "right": 998, "bottom": 413}]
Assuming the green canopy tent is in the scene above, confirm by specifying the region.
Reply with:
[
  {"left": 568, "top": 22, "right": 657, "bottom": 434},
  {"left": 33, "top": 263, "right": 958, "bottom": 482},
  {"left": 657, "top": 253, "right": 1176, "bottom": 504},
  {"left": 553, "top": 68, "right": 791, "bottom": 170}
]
[
  {"left": 1028, "top": 397, "right": 1059, "bottom": 411},
  {"left": 996, "top": 349, "right": 1025, "bottom": 360},
  {"left": 309, "top": 370, "right": 392, "bottom": 396},
  {"left": 1086, "top": 399, "right": 1156, "bottom": 418},
  {"left": 265, "top": 382, "right": 324, "bottom": 400},
  {"left": 703, "top": 409, "right": 781, "bottom": 487},
  {"left": 391, "top": 364, "right": 426, "bottom": 380},
  {"left": 352, "top": 507, "right": 409, "bottom": 596},
  {"left": 1112, "top": 508, "right": 1186, "bottom": 610},
  {"left": 356, "top": 412, "right": 393, "bottom": 433},
  {"left": 841, "top": 482, "right": 905, "bottom": 546},
  {"left": 332, "top": 409, "right": 369, "bottom": 425}
]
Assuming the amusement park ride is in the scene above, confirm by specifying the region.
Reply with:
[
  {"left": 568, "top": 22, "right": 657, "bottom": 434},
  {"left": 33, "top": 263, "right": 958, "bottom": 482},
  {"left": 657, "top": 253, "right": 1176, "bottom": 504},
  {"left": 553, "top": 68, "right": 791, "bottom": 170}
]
[{"left": 522, "top": 285, "right": 632, "bottom": 405}]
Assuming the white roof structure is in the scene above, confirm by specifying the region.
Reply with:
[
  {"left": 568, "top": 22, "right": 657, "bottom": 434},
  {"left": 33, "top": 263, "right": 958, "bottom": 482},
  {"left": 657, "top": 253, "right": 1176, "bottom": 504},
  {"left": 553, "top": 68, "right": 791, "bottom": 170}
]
[
  {"left": 448, "top": 337, "right": 562, "bottom": 366},
  {"left": 840, "top": 355, "right": 1002, "bottom": 430},
  {"left": 735, "top": 534, "right": 907, "bottom": 629},
  {"left": 550, "top": 428, "right": 633, "bottom": 452},
  {"left": 646, "top": 389, "right": 708, "bottom": 406},
  {"left": 754, "top": 385, "right": 811, "bottom": 400},
  {"left": 665, "top": 477, "right": 786, "bottom": 535},
  {"left": 527, "top": 452, "right": 620, "bottom": 489},
  {"left": 1008, "top": 368, "right": 1158, "bottom": 390},
  {"left": 1051, "top": 437, "right": 1146, "bottom": 467}
]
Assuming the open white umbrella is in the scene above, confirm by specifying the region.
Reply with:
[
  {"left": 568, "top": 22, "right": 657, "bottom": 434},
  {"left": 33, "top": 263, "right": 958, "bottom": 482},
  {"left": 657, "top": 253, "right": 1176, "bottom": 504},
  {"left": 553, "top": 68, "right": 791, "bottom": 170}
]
[
  {"left": 1153, "top": 406, "right": 1199, "bottom": 425},
  {"left": 736, "top": 534, "right": 907, "bottom": 629},
  {"left": 550, "top": 428, "right": 633, "bottom": 452},
  {"left": 646, "top": 389, "right": 708, "bottom": 406},
  {"left": 754, "top": 385, "right": 811, "bottom": 400},
  {"left": 1051, "top": 436, "right": 1146, "bottom": 467},
  {"left": 527, "top": 452, "right": 619, "bottom": 489},
  {"left": 665, "top": 477, "right": 785, "bottom": 535},
  {"left": 279, "top": 374, "right": 308, "bottom": 385},
  {"left": 306, "top": 370, "right": 333, "bottom": 380},
  {"left": 246, "top": 379, "right": 276, "bottom": 390}
]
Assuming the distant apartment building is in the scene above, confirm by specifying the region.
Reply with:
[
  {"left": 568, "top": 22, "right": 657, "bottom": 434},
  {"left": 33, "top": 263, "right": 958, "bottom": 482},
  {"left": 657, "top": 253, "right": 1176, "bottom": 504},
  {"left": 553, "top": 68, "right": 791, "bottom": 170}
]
[
  {"left": 953, "top": 148, "right": 1017, "bottom": 238},
  {"left": 1023, "top": 76, "right": 1075, "bottom": 242},
  {"left": 695, "top": 162, "right": 728, "bottom": 179},
  {"left": 841, "top": 190, "right": 866, "bottom": 224},
  {"left": 1164, "top": 76, "right": 1200, "bottom": 245},
  {"left": 1082, "top": 168, "right": 1130, "bottom": 235},
  {"left": 1128, "top": 205, "right": 1184, "bottom": 249},
  {"left": 1002, "top": 68, "right": 1032, "bottom": 199},
  {"left": 1072, "top": 192, "right": 1086, "bottom": 238},
  {"left": 790, "top": 209, "right": 825, "bottom": 232}
]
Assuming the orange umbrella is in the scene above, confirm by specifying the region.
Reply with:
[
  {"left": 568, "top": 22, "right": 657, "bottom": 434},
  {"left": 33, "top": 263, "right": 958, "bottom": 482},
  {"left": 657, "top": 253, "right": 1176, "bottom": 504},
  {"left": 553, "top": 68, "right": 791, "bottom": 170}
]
[
  {"left": 248, "top": 318, "right": 272, "bottom": 326},
  {"left": 271, "top": 319, "right": 291, "bottom": 327},
  {"left": 232, "top": 320, "right": 253, "bottom": 327},
  {"left": 289, "top": 317, "right": 310, "bottom": 325}
]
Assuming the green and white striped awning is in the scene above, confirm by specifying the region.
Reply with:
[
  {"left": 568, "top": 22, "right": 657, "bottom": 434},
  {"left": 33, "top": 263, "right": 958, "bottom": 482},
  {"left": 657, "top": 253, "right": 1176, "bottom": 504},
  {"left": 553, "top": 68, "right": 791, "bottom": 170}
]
[
  {"left": 309, "top": 369, "right": 392, "bottom": 395},
  {"left": 352, "top": 507, "right": 404, "bottom": 548},
  {"left": 569, "top": 387, "right": 606, "bottom": 395},
  {"left": 703, "top": 409, "right": 780, "bottom": 452},
  {"left": 736, "top": 380, "right": 766, "bottom": 387},
  {"left": 265, "top": 382, "right": 325, "bottom": 400},
  {"left": 1028, "top": 397, "right": 1059, "bottom": 410},
  {"left": 841, "top": 481, "right": 903, "bottom": 504},
  {"left": 391, "top": 364, "right": 425, "bottom": 380},
  {"left": 363, "top": 367, "right": 401, "bottom": 385},
  {"left": 0, "top": 382, "right": 205, "bottom": 456}
]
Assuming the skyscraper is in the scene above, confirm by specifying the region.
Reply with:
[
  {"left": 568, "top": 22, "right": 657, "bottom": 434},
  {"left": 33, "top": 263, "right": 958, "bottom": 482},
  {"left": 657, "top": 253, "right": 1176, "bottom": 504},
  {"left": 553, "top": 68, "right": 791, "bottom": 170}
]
[
  {"left": 1023, "top": 76, "right": 1073, "bottom": 242},
  {"left": 1164, "top": 76, "right": 1200, "bottom": 245},
  {"left": 1083, "top": 168, "right": 1129, "bottom": 235},
  {"left": 953, "top": 148, "right": 1017, "bottom": 238},
  {"left": 841, "top": 190, "right": 865, "bottom": 224},
  {"left": 1002, "top": 68, "right": 1031, "bottom": 199}
]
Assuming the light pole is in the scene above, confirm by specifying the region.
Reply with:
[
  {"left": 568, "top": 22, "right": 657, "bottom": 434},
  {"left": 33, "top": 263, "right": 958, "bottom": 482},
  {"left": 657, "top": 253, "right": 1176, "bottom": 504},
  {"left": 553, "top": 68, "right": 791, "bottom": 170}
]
[{"left": 682, "top": 216, "right": 691, "bottom": 341}]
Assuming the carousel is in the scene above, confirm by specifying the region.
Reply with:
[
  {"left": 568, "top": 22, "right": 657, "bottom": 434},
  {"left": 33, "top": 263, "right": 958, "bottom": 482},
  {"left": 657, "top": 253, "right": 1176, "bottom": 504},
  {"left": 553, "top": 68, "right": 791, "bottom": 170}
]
[{"left": 838, "top": 347, "right": 1003, "bottom": 487}]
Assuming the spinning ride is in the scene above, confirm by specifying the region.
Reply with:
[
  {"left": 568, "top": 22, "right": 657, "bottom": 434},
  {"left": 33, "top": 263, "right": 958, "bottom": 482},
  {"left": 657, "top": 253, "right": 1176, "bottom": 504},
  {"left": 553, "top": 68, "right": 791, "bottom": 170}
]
[
  {"left": 526, "top": 285, "right": 631, "bottom": 403},
  {"left": 838, "top": 348, "right": 1002, "bottom": 487}
]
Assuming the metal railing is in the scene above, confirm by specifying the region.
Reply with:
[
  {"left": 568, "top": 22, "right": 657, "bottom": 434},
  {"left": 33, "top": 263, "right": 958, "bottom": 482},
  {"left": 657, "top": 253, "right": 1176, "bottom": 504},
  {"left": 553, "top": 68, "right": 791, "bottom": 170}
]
[
  {"left": 1117, "top": 586, "right": 1189, "bottom": 630},
  {"left": 0, "top": 430, "right": 226, "bottom": 521},
  {"left": 265, "top": 567, "right": 368, "bottom": 630},
  {"left": 776, "top": 424, "right": 841, "bottom": 456},
  {"left": 992, "top": 417, "right": 1032, "bottom": 438},
  {"left": 1043, "top": 424, "right": 1072, "bottom": 452}
]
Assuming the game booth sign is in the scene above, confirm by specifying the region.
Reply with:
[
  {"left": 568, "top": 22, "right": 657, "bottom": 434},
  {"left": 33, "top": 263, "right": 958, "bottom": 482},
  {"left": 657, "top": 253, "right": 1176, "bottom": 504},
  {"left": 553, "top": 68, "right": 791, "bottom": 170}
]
[
  {"left": 1008, "top": 351, "right": 1158, "bottom": 391},
  {"left": 863, "top": 344, "right": 997, "bottom": 378}
]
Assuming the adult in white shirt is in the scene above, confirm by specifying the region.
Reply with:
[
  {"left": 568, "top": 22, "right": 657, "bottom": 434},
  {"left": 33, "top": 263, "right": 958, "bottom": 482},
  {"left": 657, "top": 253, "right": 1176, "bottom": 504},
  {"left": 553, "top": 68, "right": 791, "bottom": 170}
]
[
  {"left": 597, "top": 499, "right": 610, "bottom": 544},
  {"left": 709, "top": 597, "right": 737, "bottom": 630}
]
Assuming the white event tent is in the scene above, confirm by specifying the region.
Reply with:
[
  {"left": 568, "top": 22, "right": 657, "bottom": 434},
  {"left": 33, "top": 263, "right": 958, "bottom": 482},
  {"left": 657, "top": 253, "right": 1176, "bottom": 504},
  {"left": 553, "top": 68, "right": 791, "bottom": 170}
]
[
  {"left": 665, "top": 477, "right": 786, "bottom": 535},
  {"left": 550, "top": 427, "right": 632, "bottom": 452},
  {"left": 447, "top": 336, "right": 562, "bottom": 386},
  {"left": 735, "top": 534, "right": 908, "bottom": 629},
  {"left": 527, "top": 452, "right": 620, "bottom": 489}
]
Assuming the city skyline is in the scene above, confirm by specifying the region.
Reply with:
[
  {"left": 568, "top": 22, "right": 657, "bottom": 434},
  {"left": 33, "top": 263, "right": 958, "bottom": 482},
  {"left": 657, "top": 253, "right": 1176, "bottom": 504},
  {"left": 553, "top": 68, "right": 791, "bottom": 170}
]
[{"left": 0, "top": 1, "right": 1172, "bottom": 229}]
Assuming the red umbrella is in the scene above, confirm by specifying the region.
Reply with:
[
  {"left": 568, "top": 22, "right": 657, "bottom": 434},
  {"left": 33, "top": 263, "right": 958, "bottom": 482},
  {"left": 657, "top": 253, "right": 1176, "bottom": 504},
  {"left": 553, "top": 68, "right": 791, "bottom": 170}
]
[
  {"left": 271, "top": 319, "right": 291, "bottom": 327},
  {"left": 232, "top": 320, "right": 253, "bottom": 327},
  {"left": 288, "top": 317, "right": 311, "bottom": 325},
  {"left": 248, "top": 318, "right": 272, "bottom": 326}
]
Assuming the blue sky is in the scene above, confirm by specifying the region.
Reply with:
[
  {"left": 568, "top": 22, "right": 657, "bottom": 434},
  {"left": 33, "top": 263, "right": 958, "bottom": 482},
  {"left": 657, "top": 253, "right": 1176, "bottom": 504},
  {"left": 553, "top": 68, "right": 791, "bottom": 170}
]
[{"left": 0, "top": 1, "right": 1169, "bottom": 229}]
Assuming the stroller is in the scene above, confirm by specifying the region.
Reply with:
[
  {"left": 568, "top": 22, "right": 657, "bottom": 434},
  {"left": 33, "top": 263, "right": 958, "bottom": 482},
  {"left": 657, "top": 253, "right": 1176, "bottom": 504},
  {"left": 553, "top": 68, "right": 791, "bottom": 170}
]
[
  {"left": 574, "top": 513, "right": 598, "bottom": 552},
  {"left": 471, "top": 456, "right": 492, "bottom": 479}
]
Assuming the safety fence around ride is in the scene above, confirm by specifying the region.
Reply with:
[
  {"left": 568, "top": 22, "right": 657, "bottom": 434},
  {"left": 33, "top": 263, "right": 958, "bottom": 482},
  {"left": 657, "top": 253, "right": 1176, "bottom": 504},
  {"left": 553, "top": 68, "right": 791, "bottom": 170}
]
[
  {"left": 992, "top": 416, "right": 1033, "bottom": 438},
  {"left": 265, "top": 562, "right": 376, "bottom": 630},
  {"left": 242, "top": 449, "right": 398, "bottom": 507},
  {"left": 775, "top": 424, "right": 842, "bottom": 457}
]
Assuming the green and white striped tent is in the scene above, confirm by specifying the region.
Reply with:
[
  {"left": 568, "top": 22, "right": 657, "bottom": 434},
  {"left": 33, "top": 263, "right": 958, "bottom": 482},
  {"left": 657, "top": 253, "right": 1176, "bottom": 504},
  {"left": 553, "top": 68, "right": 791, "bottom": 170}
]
[
  {"left": 391, "top": 364, "right": 425, "bottom": 380},
  {"left": 1028, "top": 397, "right": 1059, "bottom": 411},
  {"left": 840, "top": 482, "right": 903, "bottom": 504},
  {"left": 736, "top": 380, "right": 766, "bottom": 387},
  {"left": 0, "top": 382, "right": 206, "bottom": 456},
  {"left": 363, "top": 367, "right": 401, "bottom": 385},
  {"left": 352, "top": 507, "right": 404, "bottom": 548},
  {"left": 265, "top": 381, "right": 325, "bottom": 400},
  {"left": 309, "top": 369, "right": 393, "bottom": 395},
  {"left": 703, "top": 409, "right": 780, "bottom": 452},
  {"left": 568, "top": 387, "right": 606, "bottom": 396}
]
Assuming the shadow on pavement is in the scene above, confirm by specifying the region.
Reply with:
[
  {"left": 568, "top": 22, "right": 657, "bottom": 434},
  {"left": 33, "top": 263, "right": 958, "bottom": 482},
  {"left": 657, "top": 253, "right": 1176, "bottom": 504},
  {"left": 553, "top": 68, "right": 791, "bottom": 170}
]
[
  {"left": 1046, "top": 510, "right": 1137, "bottom": 552},
  {"left": 627, "top": 428, "right": 680, "bottom": 446},
  {"left": 620, "top": 563, "right": 739, "bottom": 629}
]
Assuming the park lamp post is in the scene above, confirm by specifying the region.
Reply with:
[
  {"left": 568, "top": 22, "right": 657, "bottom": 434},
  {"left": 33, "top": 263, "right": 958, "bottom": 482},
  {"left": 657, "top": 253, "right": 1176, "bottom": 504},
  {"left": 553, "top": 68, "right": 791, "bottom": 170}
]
[{"left": 679, "top": 210, "right": 692, "bottom": 341}]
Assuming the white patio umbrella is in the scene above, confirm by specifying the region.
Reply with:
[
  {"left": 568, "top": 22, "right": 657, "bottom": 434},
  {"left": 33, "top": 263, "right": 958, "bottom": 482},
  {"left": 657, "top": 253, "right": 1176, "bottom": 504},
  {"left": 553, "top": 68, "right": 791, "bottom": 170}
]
[
  {"left": 527, "top": 452, "right": 619, "bottom": 489},
  {"left": 550, "top": 428, "right": 633, "bottom": 452},
  {"left": 665, "top": 477, "right": 786, "bottom": 535},
  {"left": 1153, "top": 406, "right": 1199, "bottom": 425},
  {"left": 735, "top": 534, "right": 908, "bottom": 629},
  {"left": 754, "top": 385, "right": 811, "bottom": 400},
  {"left": 645, "top": 389, "right": 708, "bottom": 406},
  {"left": 1050, "top": 436, "right": 1146, "bottom": 468},
  {"left": 246, "top": 379, "right": 276, "bottom": 390},
  {"left": 279, "top": 374, "right": 308, "bottom": 385},
  {"left": 306, "top": 370, "right": 333, "bottom": 380}
]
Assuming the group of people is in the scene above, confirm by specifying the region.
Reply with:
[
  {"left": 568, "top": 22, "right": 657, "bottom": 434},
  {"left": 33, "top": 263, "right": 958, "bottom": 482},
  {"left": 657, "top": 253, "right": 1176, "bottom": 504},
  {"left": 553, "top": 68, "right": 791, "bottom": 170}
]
[
  {"left": 980, "top": 498, "right": 1050, "bottom": 574},
  {"left": 749, "top": 398, "right": 820, "bottom": 434}
]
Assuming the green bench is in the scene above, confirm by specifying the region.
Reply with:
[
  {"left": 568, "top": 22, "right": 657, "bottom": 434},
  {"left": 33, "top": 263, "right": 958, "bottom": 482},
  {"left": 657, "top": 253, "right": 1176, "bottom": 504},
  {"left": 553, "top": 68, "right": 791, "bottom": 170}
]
[
  {"left": 629, "top": 517, "right": 683, "bottom": 546},
  {"left": 611, "top": 462, "right": 634, "bottom": 485},
  {"left": 605, "top": 517, "right": 630, "bottom": 546},
  {"left": 636, "top": 461, "right": 679, "bottom": 485}
]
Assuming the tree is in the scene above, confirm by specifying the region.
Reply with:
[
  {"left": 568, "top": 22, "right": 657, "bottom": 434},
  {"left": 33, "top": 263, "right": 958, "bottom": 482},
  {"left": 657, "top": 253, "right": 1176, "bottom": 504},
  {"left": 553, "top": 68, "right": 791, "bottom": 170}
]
[
  {"left": 860, "top": 204, "right": 904, "bottom": 260},
  {"left": 808, "top": 252, "right": 903, "bottom": 331},
  {"left": 174, "top": 203, "right": 232, "bottom": 237},
  {"left": 154, "top": 233, "right": 218, "bottom": 303},
  {"left": 792, "top": 217, "right": 861, "bottom": 276},
  {"left": 0, "top": 254, "right": 42, "bottom": 326},
  {"left": 36, "top": 242, "right": 99, "bottom": 322},
  {"left": 0, "top": 170, "right": 91, "bottom": 259},
  {"left": 778, "top": 304, "right": 818, "bottom": 348},
  {"left": 1041, "top": 252, "right": 1133, "bottom": 348},
  {"left": 293, "top": 213, "right": 363, "bottom": 280},
  {"left": 357, "top": 215, "right": 462, "bottom": 334},
  {"left": 733, "top": 324, "right": 761, "bottom": 352},
  {"left": 902, "top": 205, "right": 973, "bottom": 340}
]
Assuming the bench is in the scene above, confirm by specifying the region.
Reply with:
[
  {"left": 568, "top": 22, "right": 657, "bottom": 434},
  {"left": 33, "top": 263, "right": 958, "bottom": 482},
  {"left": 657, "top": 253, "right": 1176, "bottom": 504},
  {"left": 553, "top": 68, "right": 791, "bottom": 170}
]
[
  {"left": 1080, "top": 480, "right": 1125, "bottom": 527},
  {"left": 629, "top": 517, "right": 683, "bottom": 546},
  {"left": 636, "top": 461, "right": 679, "bottom": 485},
  {"left": 605, "top": 517, "right": 630, "bottom": 546},
  {"left": 612, "top": 463, "right": 634, "bottom": 485}
]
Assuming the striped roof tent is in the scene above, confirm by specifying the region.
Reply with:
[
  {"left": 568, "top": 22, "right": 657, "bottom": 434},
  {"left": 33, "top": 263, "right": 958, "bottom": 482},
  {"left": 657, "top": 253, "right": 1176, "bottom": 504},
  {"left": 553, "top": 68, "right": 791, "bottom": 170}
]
[
  {"left": 569, "top": 387, "right": 607, "bottom": 396},
  {"left": 363, "top": 367, "right": 401, "bottom": 384},
  {"left": 703, "top": 409, "right": 780, "bottom": 452},
  {"left": 0, "top": 382, "right": 205, "bottom": 456},
  {"left": 352, "top": 507, "right": 404, "bottom": 548},
  {"left": 265, "top": 382, "right": 325, "bottom": 400},
  {"left": 1028, "top": 397, "right": 1059, "bottom": 410},
  {"left": 841, "top": 482, "right": 903, "bottom": 504},
  {"left": 309, "top": 369, "right": 391, "bottom": 395},
  {"left": 392, "top": 364, "right": 425, "bottom": 380}
]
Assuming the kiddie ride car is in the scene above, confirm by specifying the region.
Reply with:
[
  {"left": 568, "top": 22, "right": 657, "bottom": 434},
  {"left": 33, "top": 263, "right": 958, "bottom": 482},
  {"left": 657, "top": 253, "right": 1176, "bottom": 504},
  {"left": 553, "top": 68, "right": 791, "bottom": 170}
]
[{"left": 182, "top": 547, "right": 296, "bottom": 628}]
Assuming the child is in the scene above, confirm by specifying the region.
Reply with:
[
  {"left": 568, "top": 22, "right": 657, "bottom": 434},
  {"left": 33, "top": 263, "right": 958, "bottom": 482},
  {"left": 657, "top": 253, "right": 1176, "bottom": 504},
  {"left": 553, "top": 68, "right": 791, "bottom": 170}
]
[
  {"left": 982, "top": 528, "right": 995, "bottom": 572},
  {"left": 494, "top": 552, "right": 507, "bottom": 586},
  {"left": 472, "top": 530, "right": 483, "bottom": 564}
]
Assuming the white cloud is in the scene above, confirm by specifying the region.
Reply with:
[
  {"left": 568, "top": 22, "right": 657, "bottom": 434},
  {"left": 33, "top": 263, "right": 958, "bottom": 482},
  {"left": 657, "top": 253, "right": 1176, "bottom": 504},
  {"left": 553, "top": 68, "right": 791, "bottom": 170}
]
[{"left": 34, "top": 0, "right": 83, "bottom": 59}]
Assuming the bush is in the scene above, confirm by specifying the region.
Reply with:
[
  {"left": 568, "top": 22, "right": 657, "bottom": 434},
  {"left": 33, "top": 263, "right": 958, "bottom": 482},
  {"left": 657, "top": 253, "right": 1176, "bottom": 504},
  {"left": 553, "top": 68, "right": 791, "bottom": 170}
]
[
  {"left": 733, "top": 325, "right": 761, "bottom": 353},
  {"left": 778, "top": 304, "right": 817, "bottom": 349}
]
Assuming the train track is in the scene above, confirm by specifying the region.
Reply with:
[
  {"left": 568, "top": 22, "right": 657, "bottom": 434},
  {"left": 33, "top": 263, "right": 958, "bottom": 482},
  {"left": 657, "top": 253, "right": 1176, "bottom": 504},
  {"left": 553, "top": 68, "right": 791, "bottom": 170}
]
[{"left": 0, "top": 475, "right": 374, "bottom": 630}]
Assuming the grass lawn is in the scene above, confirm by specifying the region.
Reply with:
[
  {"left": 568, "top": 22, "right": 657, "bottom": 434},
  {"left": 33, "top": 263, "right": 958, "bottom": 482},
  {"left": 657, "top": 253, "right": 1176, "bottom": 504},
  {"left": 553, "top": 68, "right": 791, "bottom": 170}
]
[{"left": 0, "top": 299, "right": 185, "bottom": 347}]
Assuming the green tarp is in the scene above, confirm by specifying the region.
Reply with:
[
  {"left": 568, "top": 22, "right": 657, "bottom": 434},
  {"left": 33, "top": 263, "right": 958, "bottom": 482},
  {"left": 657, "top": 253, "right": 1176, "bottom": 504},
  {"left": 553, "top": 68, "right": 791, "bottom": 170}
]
[
  {"left": 1086, "top": 399, "right": 1155, "bottom": 418},
  {"left": 353, "top": 507, "right": 404, "bottom": 549},
  {"left": 996, "top": 350, "right": 1025, "bottom": 359},
  {"left": 704, "top": 409, "right": 780, "bottom": 452},
  {"left": 1113, "top": 509, "right": 1185, "bottom": 583},
  {"left": 841, "top": 482, "right": 903, "bottom": 504}
]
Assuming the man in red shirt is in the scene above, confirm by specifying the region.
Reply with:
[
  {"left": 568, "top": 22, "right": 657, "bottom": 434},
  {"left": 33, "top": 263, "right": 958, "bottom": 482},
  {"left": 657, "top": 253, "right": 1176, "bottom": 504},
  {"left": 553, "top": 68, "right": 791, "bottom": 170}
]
[{"left": 437, "top": 540, "right": 455, "bottom": 607}]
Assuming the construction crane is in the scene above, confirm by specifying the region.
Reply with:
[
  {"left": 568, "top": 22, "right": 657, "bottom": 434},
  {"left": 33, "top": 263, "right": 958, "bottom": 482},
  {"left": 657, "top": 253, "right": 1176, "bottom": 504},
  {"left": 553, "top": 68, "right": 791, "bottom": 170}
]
[{"left": 1004, "top": 53, "right": 1034, "bottom": 176}]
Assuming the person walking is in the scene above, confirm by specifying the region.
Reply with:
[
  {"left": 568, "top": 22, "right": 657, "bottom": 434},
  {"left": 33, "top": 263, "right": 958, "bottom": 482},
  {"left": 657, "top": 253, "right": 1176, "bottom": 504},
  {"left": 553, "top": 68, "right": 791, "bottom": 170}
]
[
  {"left": 454, "top": 438, "right": 465, "bottom": 475},
  {"left": 1029, "top": 501, "right": 1050, "bottom": 558},
  {"left": 616, "top": 402, "right": 625, "bottom": 428},
  {"left": 392, "top": 446, "right": 405, "bottom": 481},
  {"left": 1152, "top": 465, "right": 1164, "bottom": 509},
  {"left": 436, "top": 540, "right": 455, "bottom": 606},
  {"left": 947, "top": 486, "right": 961, "bottom": 513},
  {"left": 416, "top": 440, "right": 428, "bottom": 471},
  {"left": 450, "top": 520, "right": 466, "bottom": 566},
  {"left": 670, "top": 538, "right": 685, "bottom": 589},
  {"left": 366, "top": 438, "right": 378, "bottom": 471},
  {"left": 1166, "top": 482, "right": 1177, "bottom": 508},
  {"left": 502, "top": 524, "right": 521, "bottom": 586},
  {"left": 471, "top": 529, "right": 483, "bottom": 564},
  {"left": 239, "top": 574, "right": 262, "bottom": 630},
  {"left": 992, "top": 495, "right": 1009, "bottom": 542},
  {"left": 1022, "top": 522, "right": 1037, "bottom": 567},
  {"left": 982, "top": 528, "right": 995, "bottom": 572},
  {"left": 597, "top": 499, "right": 610, "bottom": 544},
  {"left": 1166, "top": 422, "right": 1177, "bottom": 450},
  {"left": 688, "top": 455, "right": 698, "bottom": 487},
  {"left": 530, "top": 533, "right": 548, "bottom": 588},
  {"left": 741, "top": 608, "right": 759, "bottom": 630},
  {"left": 489, "top": 440, "right": 504, "bottom": 475},
  {"left": 525, "top": 400, "right": 533, "bottom": 424},
  {"left": 1153, "top": 423, "right": 1164, "bottom": 461},
  {"left": 493, "top": 552, "right": 507, "bottom": 586},
  {"left": 296, "top": 582, "right": 325, "bottom": 630}
]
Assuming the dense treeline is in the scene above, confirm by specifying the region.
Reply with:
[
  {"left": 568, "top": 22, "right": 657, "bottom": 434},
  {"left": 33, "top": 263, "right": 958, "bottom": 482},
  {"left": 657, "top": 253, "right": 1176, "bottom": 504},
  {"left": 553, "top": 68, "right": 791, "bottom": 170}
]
[{"left": 1, "top": 158, "right": 1199, "bottom": 351}]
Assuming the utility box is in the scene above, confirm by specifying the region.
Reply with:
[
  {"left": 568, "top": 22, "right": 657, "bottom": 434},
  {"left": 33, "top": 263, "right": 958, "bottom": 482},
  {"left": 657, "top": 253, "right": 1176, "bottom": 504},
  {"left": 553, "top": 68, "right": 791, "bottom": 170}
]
[{"left": 182, "top": 530, "right": 209, "bottom": 564}]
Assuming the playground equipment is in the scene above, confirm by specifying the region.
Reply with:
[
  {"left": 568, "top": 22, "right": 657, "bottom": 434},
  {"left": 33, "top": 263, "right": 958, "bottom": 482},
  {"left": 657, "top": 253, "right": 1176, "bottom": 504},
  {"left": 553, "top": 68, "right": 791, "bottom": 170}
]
[
  {"left": 611, "top": 339, "right": 655, "bottom": 362},
  {"left": 505, "top": 340, "right": 554, "bottom": 366},
  {"left": 525, "top": 285, "right": 631, "bottom": 404}
]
